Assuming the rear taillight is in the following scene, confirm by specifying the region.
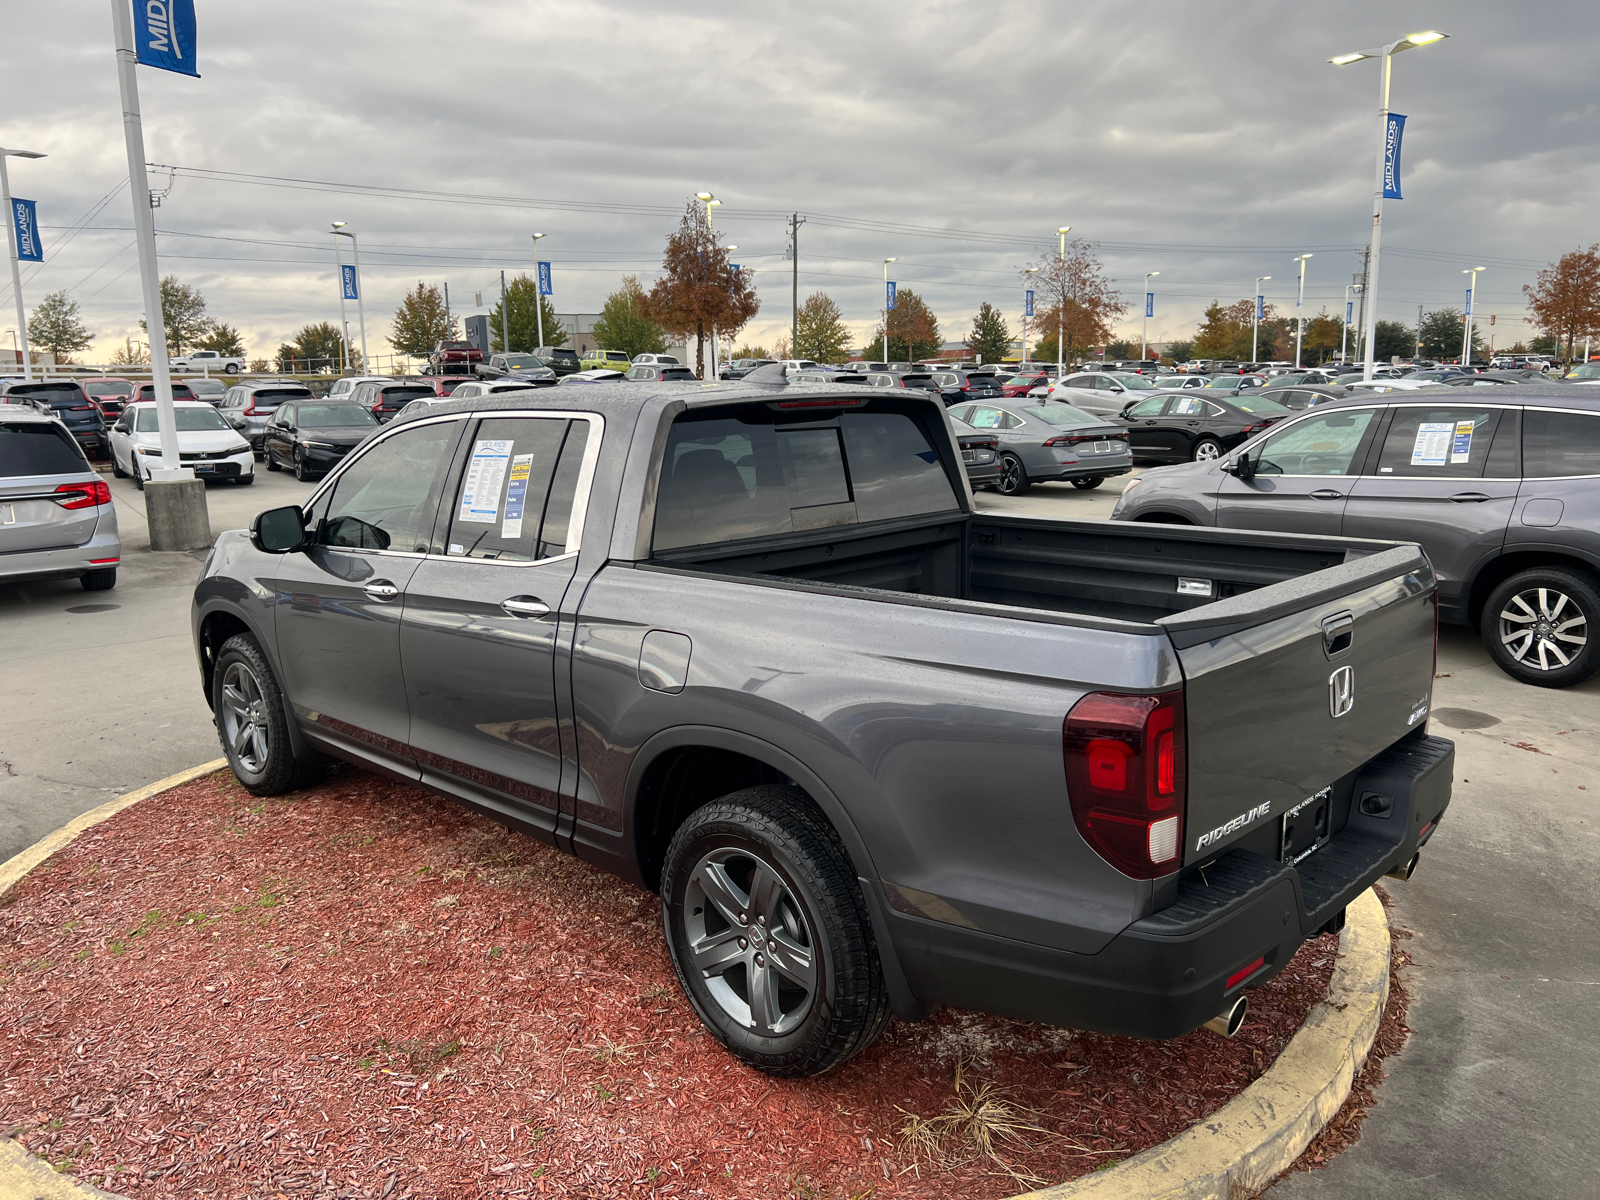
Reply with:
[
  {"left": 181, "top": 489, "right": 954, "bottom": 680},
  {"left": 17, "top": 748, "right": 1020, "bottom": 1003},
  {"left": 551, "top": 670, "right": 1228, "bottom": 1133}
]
[
  {"left": 243, "top": 405, "right": 257, "bottom": 415},
  {"left": 1064, "top": 690, "right": 1186, "bottom": 878},
  {"left": 53, "top": 481, "right": 112, "bottom": 509}
]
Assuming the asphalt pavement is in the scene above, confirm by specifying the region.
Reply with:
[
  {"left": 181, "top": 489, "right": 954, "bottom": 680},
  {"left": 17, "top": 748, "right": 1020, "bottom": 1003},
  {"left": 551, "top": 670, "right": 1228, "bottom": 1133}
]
[{"left": 1, "top": 461, "right": 1595, "bottom": 1198}]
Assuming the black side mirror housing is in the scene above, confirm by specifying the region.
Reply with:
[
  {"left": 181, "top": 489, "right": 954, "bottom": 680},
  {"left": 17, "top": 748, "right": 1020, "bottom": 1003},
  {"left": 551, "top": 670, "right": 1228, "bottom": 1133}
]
[
  {"left": 1226, "top": 454, "right": 1256, "bottom": 481},
  {"left": 251, "top": 505, "right": 307, "bottom": 553}
]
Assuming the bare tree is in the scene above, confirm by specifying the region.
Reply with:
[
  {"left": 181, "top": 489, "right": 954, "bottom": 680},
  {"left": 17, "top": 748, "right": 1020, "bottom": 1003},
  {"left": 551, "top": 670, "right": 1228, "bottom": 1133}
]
[{"left": 1024, "top": 240, "right": 1126, "bottom": 363}]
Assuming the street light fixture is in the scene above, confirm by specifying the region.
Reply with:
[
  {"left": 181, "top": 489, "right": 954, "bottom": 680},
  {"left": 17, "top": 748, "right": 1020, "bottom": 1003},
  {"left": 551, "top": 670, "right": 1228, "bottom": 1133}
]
[
  {"left": 1056, "top": 226, "right": 1071, "bottom": 376},
  {"left": 530, "top": 233, "right": 547, "bottom": 350},
  {"left": 1462, "top": 266, "right": 1486, "bottom": 365},
  {"left": 1293, "top": 255, "right": 1313, "bottom": 368},
  {"left": 1141, "top": 272, "right": 1160, "bottom": 362},
  {"left": 882, "top": 258, "right": 896, "bottom": 366},
  {"left": 1330, "top": 30, "right": 1450, "bottom": 381},
  {"left": 696, "top": 194, "right": 723, "bottom": 377},
  {"left": 1252, "top": 277, "right": 1271, "bottom": 363},
  {"left": 0, "top": 147, "right": 46, "bottom": 381},
  {"left": 330, "top": 222, "right": 367, "bottom": 376}
]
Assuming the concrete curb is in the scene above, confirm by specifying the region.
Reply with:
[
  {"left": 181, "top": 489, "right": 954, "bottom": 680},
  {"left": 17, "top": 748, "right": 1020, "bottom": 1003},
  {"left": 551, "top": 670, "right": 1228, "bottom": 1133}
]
[
  {"left": 0, "top": 759, "right": 226, "bottom": 1200},
  {"left": 0, "top": 766, "right": 1390, "bottom": 1200},
  {"left": 1009, "top": 888, "right": 1391, "bottom": 1200}
]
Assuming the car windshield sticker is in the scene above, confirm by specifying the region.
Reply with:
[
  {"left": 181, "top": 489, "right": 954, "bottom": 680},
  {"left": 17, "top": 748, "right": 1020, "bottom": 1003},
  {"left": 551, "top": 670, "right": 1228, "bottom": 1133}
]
[
  {"left": 501, "top": 453, "right": 534, "bottom": 540},
  {"left": 1174, "top": 398, "right": 1202, "bottom": 414},
  {"left": 1410, "top": 422, "right": 1454, "bottom": 466},
  {"left": 457, "top": 439, "right": 513, "bottom": 524},
  {"left": 1449, "top": 419, "right": 1476, "bottom": 464}
]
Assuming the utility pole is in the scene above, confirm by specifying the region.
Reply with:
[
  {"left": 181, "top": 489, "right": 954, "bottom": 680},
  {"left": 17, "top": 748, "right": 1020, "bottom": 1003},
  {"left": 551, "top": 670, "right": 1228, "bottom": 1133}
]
[
  {"left": 500, "top": 270, "right": 510, "bottom": 355},
  {"left": 789, "top": 213, "right": 805, "bottom": 357},
  {"left": 1353, "top": 247, "right": 1371, "bottom": 363},
  {"left": 1416, "top": 303, "right": 1424, "bottom": 358}
]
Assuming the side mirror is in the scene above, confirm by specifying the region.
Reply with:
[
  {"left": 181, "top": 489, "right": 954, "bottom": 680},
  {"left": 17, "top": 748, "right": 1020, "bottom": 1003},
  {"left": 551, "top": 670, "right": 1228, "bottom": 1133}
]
[
  {"left": 251, "top": 505, "right": 307, "bottom": 554},
  {"left": 1225, "top": 454, "right": 1256, "bottom": 481}
]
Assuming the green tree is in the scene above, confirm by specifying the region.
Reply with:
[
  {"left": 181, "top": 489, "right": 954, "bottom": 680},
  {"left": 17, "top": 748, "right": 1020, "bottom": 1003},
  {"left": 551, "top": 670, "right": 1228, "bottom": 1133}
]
[
  {"left": 277, "top": 322, "right": 357, "bottom": 374},
  {"left": 488, "top": 275, "right": 568, "bottom": 353},
  {"left": 1105, "top": 340, "right": 1133, "bottom": 360},
  {"left": 139, "top": 275, "right": 211, "bottom": 354},
  {"left": 28, "top": 291, "right": 93, "bottom": 361},
  {"left": 390, "top": 282, "right": 457, "bottom": 358},
  {"left": 1191, "top": 299, "right": 1290, "bottom": 361},
  {"left": 1523, "top": 245, "right": 1600, "bottom": 359},
  {"left": 733, "top": 343, "right": 770, "bottom": 359},
  {"left": 589, "top": 275, "right": 666, "bottom": 359},
  {"left": 1302, "top": 310, "right": 1344, "bottom": 364},
  {"left": 196, "top": 322, "right": 246, "bottom": 357},
  {"left": 1528, "top": 333, "right": 1558, "bottom": 355},
  {"left": 645, "top": 200, "right": 760, "bottom": 377},
  {"left": 964, "top": 301, "right": 1011, "bottom": 364},
  {"left": 1373, "top": 320, "right": 1416, "bottom": 362},
  {"left": 1166, "top": 339, "right": 1193, "bottom": 362},
  {"left": 793, "top": 292, "right": 852, "bottom": 363},
  {"left": 867, "top": 287, "right": 941, "bottom": 361},
  {"left": 1417, "top": 309, "right": 1475, "bottom": 359}
]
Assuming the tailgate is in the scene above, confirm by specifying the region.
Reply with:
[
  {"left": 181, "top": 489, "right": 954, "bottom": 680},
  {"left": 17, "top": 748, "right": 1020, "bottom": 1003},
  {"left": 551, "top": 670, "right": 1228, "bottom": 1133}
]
[{"left": 1160, "top": 545, "right": 1435, "bottom": 866}]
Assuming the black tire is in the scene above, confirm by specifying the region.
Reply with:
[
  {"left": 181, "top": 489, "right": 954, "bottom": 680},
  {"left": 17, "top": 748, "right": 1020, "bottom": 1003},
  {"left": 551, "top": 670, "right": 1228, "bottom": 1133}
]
[
  {"left": 294, "top": 449, "right": 313, "bottom": 482},
  {"left": 660, "top": 785, "right": 891, "bottom": 1078},
  {"left": 996, "top": 453, "right": 1030, "bottom": 496},
  {"left": 265, "top": 450, "right": 280, "bottom": 472},
  {"left": 1481, "top": 568, "right": 1599, "bottom": 688},
  {"left": 234, "top": 473, "right": 254, "bottom": 486},
  {"left": 212, "top": 633, "right": 325, "bottom": 795},
  {"left": 1071, "top": 476, "right": 1104, "bottom": 490},
  {"left": 80, "top": 568, "right": 116, "bottom": 591},
  {"left": 1191, "top": 436, "right": 1224, "bottom": 463},
  {"left": 225, "top": 363, "right": 240, "bottom": 374},
  {"left": 131, "top": 458, "right": 144, "bottom": 491},
  {"left": 111, "top": 451, "right": 127, "bottom": 479}
]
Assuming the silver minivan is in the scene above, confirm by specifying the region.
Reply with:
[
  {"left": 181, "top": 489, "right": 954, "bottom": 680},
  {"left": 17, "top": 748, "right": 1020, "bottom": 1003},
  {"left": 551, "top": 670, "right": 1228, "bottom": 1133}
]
[{"left": 0, "top": 406, "right": 120, "bottom": 590}]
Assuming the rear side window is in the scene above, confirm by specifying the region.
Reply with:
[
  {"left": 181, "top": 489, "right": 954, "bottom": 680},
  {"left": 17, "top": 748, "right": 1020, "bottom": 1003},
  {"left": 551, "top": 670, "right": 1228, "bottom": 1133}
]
[
  {"left": 652, "top": 403, "right": 958, "bottom": 552},
  {"left": 661, "top": 368, "right": 696, "bottom": 380},
  {"left": 0, "top": 423, "right": 87, "bottom": 477},
  {"left": 1523, "top": 409, "right": 1600, "bottom": 478},
  {"left": 1374, "top": 407, "right": 1504, "bottom": 479},
  {"left": 444, "top": 417, "right": 589, "bottom": 563}
]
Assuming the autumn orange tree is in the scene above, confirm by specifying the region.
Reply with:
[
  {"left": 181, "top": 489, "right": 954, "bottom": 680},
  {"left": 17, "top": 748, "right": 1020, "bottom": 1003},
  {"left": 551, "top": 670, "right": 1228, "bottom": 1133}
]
[
  {"left": 1523, "top": 245, "right": 1600, "bottom": 359},
  {"left": 1023, "top": 239, "right": 1126, "bottom": 362},
  {"left": 867, "top": 287, "right": 941, "bottom": 361},
  {"left": 644, "top": 201, "right": 760, "bottom": 377}
]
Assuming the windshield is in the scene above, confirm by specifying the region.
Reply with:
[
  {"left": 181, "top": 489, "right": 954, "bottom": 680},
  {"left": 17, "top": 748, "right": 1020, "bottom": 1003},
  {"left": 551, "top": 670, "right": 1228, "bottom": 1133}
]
[
  {"left": 1569, "top": 364, "right": 1600, "bottom": 379},
  {"left": 1020, "top": 405, "right": 1105, "bottom": 428},
  {"left": 1233, "top": 395, "right": 1292, "bottom": 416},
  {"left": 297, "top": 403, "right": 376, "bottom": 428},
  {"left": 1110, "top": 374, "right": 1155, "bottom": 389},
  {"left": 134, "top": 406, "right": 230, "bottom": 432},
  {"left": 501, "top": 355, "right": 543, "bottom": 369}
]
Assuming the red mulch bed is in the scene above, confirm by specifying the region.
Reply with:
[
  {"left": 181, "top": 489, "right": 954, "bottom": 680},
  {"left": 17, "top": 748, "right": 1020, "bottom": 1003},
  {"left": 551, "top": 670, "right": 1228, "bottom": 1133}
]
[{"left": 0, "top": 768, "right": 1342, "bottom": 1199}]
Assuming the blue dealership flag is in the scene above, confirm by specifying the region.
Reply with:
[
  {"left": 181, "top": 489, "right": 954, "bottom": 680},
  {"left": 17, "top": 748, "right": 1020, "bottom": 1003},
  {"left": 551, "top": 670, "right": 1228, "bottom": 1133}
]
[
  {"left": 1464, "top": 288, "right": 1472, "bottom": 316},
  {"left": 1256, "top": 295, "right": 1265, "bottom": 321},
  {"left": 1346, "top": 301, "right": 1354, "bottom": 325},
  {"left": 1382, "top": 113, "right": 1407, "bottom": 200},
  {"left": 886, "top": 281, "right": 897, "bottom": 310},
  {"left": 10, "top": 198, "right": 42, "bottom": 262},
  {"left": 1025, "top": 289, "right": 1035, "bottom": 317},
  {"left": 132, "top": 0, "right": 199, "bottom": 77},
  {"left": 537, "top": 261, "right": 553, "bottom": 296},
  {"left": 1145, "top": 292, "right": 1154, "bottom": 319},
  {"left": 341, "top": 264, "right": 359, "bottom": 301}
]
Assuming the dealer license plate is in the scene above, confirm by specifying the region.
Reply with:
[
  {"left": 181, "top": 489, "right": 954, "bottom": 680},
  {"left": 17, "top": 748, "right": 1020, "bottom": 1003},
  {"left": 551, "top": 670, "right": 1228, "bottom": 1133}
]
[
  {"left": 1280, "top": 786, "right": 1332, "bottom": 865},
  {"left": 1093, "top": 440, "right": 1116, "bottom": 454},
  {"left": 961, "top": 449, "right": 976, "bottom": 462}
]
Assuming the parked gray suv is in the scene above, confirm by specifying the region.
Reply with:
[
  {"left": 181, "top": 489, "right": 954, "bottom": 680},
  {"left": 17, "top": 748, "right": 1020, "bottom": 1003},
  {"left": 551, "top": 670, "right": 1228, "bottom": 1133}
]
[{"left": 1113, "top": 386, "right": 1600, "bottom": 687}]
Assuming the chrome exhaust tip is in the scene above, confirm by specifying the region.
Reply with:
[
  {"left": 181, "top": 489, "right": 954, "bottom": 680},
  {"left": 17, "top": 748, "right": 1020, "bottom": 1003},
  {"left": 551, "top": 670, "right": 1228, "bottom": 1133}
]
[
  {"left": 1385, "top": 852, "right": 1421, "bottom": 882},
  {"left": 1203, "top": 995, "right": 1249, "bottom": 1038}
]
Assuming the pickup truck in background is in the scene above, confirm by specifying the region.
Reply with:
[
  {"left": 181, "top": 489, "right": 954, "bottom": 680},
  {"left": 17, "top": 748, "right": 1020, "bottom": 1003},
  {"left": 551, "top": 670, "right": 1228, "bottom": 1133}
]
[
  {"left": 192, "top": 375, "right": 1453, "bottom": 1077},
  {"left": 428, "top": 340, "right": 483, "bottom": 374},
  {"left": 170, "top": 350, "right": 245, "bottom": 374}
]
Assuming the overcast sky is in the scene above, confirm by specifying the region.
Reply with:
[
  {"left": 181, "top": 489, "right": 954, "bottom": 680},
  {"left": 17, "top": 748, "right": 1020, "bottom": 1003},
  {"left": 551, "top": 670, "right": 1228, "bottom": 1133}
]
[{"left": 5, "top": 0, "right": 1598, "bottom": 364}]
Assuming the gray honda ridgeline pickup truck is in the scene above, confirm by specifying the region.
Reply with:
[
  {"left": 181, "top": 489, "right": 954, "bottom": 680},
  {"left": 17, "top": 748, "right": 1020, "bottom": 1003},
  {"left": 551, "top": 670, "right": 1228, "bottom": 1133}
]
[{"left": 192, "top": 376, "right": 1453, "bottom": 1077}]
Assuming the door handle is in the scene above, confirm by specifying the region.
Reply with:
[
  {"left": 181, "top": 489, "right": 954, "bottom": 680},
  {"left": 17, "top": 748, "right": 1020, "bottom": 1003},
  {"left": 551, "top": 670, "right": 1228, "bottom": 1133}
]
[
  {"left": 501, "top": 596, "right": 551, "bottom": 618},
  {"left": 362, "top": 580, "right": 400, "bottom": 602},
  {"left": 1310, "top": 489, "right": 1345, "bottom": 500},
  {"left": 1449, "top": 492, "right": 1490, "bottom": 503}
]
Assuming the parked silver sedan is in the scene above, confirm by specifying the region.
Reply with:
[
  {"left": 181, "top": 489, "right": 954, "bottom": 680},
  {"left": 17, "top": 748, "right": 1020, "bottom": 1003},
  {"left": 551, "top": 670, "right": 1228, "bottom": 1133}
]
[
  {"left": 946, "top": 400, "right": 1132, "bottom": 495},
  {"left": 1037, "top": 371, "right": 1164, "bottom": 415},
  {"left": 0, "top": 406, "right": 120, "bottom": 590}
]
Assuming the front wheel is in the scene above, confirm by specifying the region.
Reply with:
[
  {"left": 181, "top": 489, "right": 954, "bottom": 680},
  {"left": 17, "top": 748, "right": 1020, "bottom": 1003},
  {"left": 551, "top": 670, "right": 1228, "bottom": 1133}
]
[
  {"left": 1071, "top": 476, "right": 1104, "bottom": 490},
  {"left": 212, "top": 633, "right": 325, "bottom": 795},
  {"left": 294, "top": 449, "right": 314, "bottom": 482},
  {"left": 131, "top": 459, "right": 145, "bottom": 491},
  {"left": 1192, "top": 437, "right": 1223, "bottom": 463},
  {"left": 111, "top": 451, "right": 127, "bottom": 478},
  {"left": 1482, "top": 568, "right": 1598, "bottom": 688},
  {"left": 661, "top": 786, "right": 891, "bottom": 1077},
  {"left": 234, "top": 473, "right": 254, "bottom": 486},
  {"left": 996, "top": 453, "right": 1030, "bottom": 495}
]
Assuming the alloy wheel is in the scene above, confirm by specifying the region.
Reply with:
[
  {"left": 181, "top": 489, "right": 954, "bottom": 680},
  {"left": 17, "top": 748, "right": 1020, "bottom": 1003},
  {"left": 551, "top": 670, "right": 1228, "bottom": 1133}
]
[
  {"left": 998, "top": 455, "right": 1023, "bottom": 495},
  {"left": 1498, "top": 587, "right": 1589, "bottom": 672},
  {"left": 218, "top": 661, "right": 271, "bottom": 774},
  {"left": 684, "top": 847, "right": 817, "bottom": 1038},
  {"left": 1193, "top": 439, "right": 1222, "bottom": 462}
]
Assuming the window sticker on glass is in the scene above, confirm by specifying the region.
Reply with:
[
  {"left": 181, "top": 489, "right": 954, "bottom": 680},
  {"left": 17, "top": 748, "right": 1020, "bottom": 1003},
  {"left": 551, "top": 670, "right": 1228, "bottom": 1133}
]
[
  {"left": 457, "top": 439, "right": 513, "bottom": 524},
  {"left": 1174, "top": 397, "right": 1202, "bottom": 415},
  {"left": 1449, "top": 420, "right": 1476, "bottom": 464},
  {"left": 501, "top": 453, "right": 534, "bottom": 539},
  {"left": 1410, "top": 422, "right": 1454, "bottom": 467}
]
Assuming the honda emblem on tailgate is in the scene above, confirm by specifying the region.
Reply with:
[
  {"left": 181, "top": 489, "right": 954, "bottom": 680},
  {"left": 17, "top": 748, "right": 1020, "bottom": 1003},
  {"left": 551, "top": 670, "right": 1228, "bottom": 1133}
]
[{"left": 1329, "top": 665, "right": 1355, "bottom": 718}]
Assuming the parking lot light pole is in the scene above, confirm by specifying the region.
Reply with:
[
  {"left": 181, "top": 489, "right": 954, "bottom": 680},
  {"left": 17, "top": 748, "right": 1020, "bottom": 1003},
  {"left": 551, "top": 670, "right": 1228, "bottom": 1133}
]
[
  {"left": 331, "top": 225, "right": 351, "bottom": 375},
  {"left": 1342, "top": 284, "right": 1362, "bottom": 361},
  {"left": 0, "top": 147, "right": 45, "bottom": 381},
  {"left": 1056, "top": 226, "right": 1071, "bottom": 378},
  {"left": 1141, "top": 272, "right": 1159, "bottom": 361},
  {"left": 1330, "top": 31, "right": 1450, "bottom": 382},
  {"left": 1293, "top": 255, "right": 1313, "bottom": 368},
  {"left": 882, "top": 258, "right": 895, "bottom": 365},
  {"left": 1462, "top": 266, "right": 1485, "bottom": 364},
  {"left": 530, "top": 233, "right": 547, "bottom": 351},
  {"left": 1252, "top": 276, "right": 1270, "bottom": 363},
  {"left": 696, "top": 194, "right": 721, "bottom": 378},
  {"left": 332, "top": 223, "right": 367, "bottom": 371}
]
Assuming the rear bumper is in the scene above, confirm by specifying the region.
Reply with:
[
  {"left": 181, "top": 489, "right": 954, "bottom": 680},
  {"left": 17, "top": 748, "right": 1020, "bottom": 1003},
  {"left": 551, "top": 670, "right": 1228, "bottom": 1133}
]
[
  {"left": 878, "top": 732, "right": 1453, "bottom": 1038},
  {"left": 1038, "top": 459, "right": 1132, "bottom": 482},
  {"left": 0, "top": 524, "right": 122, "bottom": 585}
]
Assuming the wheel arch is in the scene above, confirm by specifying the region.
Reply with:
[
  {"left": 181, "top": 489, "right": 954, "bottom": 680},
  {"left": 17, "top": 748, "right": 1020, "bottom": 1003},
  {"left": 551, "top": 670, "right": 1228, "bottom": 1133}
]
[
  {"left": 1466, "top": 548, "right": 1600, "bottom": 629},
  {"left": 195, "top": 600, "right": 318, "bottom": 763}
]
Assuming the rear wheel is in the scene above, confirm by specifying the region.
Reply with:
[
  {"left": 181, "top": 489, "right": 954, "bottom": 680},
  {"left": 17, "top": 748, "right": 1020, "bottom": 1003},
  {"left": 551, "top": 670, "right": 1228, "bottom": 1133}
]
[
  {"left": 80, "top": 568, "right": 116, "bottom": 591},
  {"left": 661, "top": 785, "right": 891, "bottom": 1077},
  {"left": 265, "top": 449, "right": 280, "bottom": 472},
  {"left": 1071, "top": 476, "right": 1104, "bottom": 490},
  {"left": 131, "top": 459, "right": 145, "bottom": 491},
  {"left": 1481, "top": 568, "right": 1598, "bottom": 688},
  {"left": 996, "top": 453, "right": 1030, "bottom": 495},
  {"left": 1191, "top": 437, "right": 1223, "bottom": 463},
  {"left": 213, "top": 633, "right": 324, "bottom": 795}
]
